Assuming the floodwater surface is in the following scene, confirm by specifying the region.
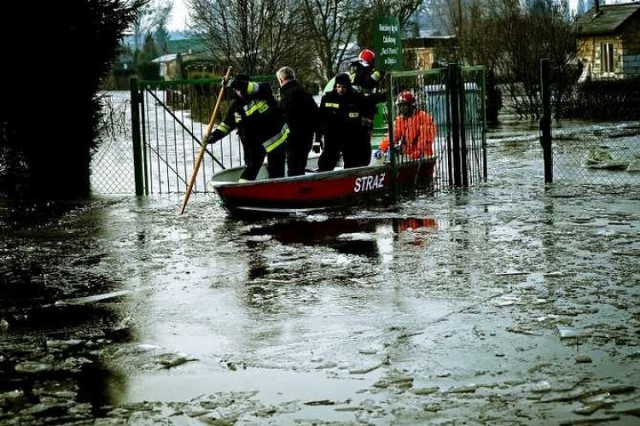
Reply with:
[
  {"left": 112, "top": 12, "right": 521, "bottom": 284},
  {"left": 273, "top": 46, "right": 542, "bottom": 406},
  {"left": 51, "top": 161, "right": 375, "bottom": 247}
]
[{"left": 1, "top": 122, "right": 640, "bottom": 425}]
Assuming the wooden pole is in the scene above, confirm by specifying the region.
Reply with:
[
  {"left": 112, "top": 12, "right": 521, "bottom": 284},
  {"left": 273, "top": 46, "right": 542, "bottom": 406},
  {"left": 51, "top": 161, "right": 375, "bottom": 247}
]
[{"left": 178, "top": 66, "right": 233, "bottom": 215}]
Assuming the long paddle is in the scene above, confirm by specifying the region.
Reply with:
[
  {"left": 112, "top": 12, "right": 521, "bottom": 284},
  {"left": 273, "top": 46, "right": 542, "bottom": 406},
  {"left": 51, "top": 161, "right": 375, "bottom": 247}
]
[{"left": 178, "top": 65, "right": 233, "bottom": 215}]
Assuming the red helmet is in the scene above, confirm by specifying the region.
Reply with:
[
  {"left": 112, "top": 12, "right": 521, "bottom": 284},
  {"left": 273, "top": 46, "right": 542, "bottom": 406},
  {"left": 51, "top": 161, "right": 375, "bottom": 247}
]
[
  {"left": 358, "top": 49, "right": 375, "bottom": 64},
  {"left": 396, "top": 91, "right": 416, "bottom": 105}
]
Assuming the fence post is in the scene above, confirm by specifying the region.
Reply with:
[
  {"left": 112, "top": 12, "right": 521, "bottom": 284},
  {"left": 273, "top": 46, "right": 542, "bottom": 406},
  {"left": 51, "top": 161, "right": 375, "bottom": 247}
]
[
  {"left": 459, "top": 66, "right": 469, "bottom": 187},
  {"left": 386, "top": 71, "right": 398, "bottom": 202},
  {"left": 448, "top": 63, "right": 462, "bottom": 187},
  {"left": 129, "top": 78, "right": 145, "bottom": 195},
  {"left": 539, "top": 59, "right": 553, "bottom": 184}
]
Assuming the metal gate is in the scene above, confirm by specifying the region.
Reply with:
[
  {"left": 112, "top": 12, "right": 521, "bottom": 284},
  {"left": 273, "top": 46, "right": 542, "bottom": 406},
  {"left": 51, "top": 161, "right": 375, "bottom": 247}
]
[
  {"left": 129, "top": 76, "right": 247, "bottom": 195},
  {"left": 387, "top": 65, "right": 487, "bottom": 189}
]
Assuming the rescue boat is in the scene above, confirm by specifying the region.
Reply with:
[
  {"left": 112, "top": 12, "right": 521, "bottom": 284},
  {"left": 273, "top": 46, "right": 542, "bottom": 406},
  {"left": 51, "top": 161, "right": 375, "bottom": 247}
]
[{"left": 208, "top": 157, "right": 436, "bottom": 217}]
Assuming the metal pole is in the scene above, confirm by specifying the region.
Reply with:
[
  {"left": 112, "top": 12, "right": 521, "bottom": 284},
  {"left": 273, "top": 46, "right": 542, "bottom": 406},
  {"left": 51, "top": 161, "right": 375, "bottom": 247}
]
[
  {"left": 540, "top": 59, "right": 553, "bottom": 184},
  {"left": 130, "top": 78, "right": 144, "bottom": 195},
  {"left": 448, "top": 63, "right": 462, "bottom": 187}
]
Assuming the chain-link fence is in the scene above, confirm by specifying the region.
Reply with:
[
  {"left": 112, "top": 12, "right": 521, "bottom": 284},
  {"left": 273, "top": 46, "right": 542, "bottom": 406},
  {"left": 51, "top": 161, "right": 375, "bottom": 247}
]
[
  {"left": 539, "top": 60, "right": 640, "bottom": 187},
  {"left": 91, "top": 92, "right": 137, "bottom": 194},
  {"left": 551, "top": 121, "right": 640, "bottom": 186}
]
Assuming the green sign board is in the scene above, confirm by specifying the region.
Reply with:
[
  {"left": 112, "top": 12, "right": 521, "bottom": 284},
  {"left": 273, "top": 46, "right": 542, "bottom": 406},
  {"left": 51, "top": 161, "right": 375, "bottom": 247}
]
[{"left": 374, "top": 16, "right": 403, "bottom": 72}]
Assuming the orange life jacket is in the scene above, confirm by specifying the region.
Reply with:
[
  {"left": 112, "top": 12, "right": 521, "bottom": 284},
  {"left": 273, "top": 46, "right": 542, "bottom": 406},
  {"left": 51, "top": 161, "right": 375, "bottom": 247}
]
[{"left": 379, "top": 110, "right": 436, "bottom": 159}]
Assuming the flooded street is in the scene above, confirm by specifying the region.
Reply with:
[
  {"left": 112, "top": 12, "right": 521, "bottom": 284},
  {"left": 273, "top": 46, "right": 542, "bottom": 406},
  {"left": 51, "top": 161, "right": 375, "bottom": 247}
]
[{"left": 1, "top": 122, "right": 640, "bottom": 425}]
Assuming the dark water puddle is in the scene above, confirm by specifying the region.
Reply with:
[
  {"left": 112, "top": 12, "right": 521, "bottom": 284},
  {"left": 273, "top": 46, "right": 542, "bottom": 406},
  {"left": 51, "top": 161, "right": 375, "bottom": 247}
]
[{"left": 77, "top": 361, "right": 128, "bottom": 415}]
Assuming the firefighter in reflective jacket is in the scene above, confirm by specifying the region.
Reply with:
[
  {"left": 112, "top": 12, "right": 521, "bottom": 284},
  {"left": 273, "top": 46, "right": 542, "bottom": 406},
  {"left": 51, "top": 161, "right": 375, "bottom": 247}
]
[
  {"left": 377, "top": 91, "right": 436, "bottom": 160},
  {"left": 206, "top": 74, "right": 289, "bottom": 181},
  {"left": 318, "top": 73, "right": 375, "bottom": 171}
]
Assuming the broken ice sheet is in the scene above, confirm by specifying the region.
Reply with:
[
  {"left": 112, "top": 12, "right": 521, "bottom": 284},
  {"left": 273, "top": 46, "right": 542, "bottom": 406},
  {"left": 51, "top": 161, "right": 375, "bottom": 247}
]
[
  {"left": 530, "top": 380, "right": 552, "bottom": 393},
  {"left": 557, "top": 326, "right": 588, "bottom": 339},
  {"left": 495, "top": 295, "right": 520, "bottom": 307}
]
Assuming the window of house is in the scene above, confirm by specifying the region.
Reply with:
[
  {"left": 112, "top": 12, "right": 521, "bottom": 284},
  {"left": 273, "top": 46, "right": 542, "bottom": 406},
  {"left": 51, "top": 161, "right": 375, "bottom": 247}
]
[{"left": 600, "top": 42, "right": 614, "bottom": 75}]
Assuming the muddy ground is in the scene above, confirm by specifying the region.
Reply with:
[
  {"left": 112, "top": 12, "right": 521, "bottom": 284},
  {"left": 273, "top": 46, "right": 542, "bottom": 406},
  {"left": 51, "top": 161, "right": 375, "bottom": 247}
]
[{"left": 1, "top": 125, "right": 640, "bottom": 425}]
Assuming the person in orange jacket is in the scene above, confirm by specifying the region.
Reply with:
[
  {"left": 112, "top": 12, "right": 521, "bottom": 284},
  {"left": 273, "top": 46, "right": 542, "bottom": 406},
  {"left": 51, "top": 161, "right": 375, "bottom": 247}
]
[{"left": 377, "top": 91, "right": 436, "bottom": 161}]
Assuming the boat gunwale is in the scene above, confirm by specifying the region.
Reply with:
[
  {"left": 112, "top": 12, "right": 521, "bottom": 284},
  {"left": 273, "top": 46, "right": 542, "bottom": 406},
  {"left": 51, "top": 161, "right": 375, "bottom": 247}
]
[{"left": 210, "top": 157, "right": 436, "bottom": 188}]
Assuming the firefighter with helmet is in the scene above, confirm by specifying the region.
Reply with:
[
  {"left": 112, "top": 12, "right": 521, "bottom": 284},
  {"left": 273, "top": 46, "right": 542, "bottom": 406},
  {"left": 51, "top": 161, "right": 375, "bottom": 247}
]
[
  {"left": 377, "top": 90, "right": 437, "bottom": 160},
  {"left": 345, "top": 49, "right": 387, "bottom": 161},
  {"left": 349, "top": 49, "right": 384, "bottom": 96}
]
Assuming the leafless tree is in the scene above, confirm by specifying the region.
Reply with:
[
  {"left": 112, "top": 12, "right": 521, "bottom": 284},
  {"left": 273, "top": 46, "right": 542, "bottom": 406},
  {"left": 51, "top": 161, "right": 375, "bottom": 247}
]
[
  {"left": 188, "top": 0, "right": 311, "bottom": 77},
  {"left": 494, "top": 0, "right": 576, "bottom": 118},
  {"left": 435, "top": 0, "right": 576, "bottom": 118},
  {"left": 131, "top": 0, "right": 172, "bottom": 53},
  {"left": 298, "top": 0, "right": 360, "bottom": 85},
  {"left": 187, "top": 0, "right": 424, "bottom": 88}
]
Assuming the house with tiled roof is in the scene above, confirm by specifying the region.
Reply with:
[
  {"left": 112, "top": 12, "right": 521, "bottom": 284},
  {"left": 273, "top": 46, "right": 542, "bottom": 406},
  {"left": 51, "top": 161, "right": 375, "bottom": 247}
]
[{"left": 574, "top": 1, "right": 640, "bottom": 81}]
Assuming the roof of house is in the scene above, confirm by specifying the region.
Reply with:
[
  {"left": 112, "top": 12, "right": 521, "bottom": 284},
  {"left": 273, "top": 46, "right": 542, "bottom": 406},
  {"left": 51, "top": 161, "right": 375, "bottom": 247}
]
[
  {"left": 574, "top": 2, "right": 640, "bottom": 35},
  {"left": 152, "top": 54, "right": 178, "bottom": 63},
  {"left": 165, "top": 38, "right": 208, "bottom": 55},
  {"left": 152, "top": 38, "right": 212, "bottom": 63}
]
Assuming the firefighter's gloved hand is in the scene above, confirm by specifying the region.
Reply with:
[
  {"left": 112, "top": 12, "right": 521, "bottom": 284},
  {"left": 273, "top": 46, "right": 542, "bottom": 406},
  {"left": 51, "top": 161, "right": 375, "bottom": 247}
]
[
  {"left": 206, "top": 129, "right": 222, "bottom": 145},
  {"left": 312, "top": 139, "right": 322, "bottom": 154}
]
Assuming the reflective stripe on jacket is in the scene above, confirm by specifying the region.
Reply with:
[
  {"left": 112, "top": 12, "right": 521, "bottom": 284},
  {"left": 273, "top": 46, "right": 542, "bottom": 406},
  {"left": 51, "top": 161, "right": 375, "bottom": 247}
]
[
  {"left": 243, "top": 98, "right": 269, "bottom": 117},
  {"left": 262, "top": 124, "right": 290, "bottom": 152},
  {"left": 214, "top": 121, "right": 232, "bottom": 135},
  {"left": 215, "top": 83, "right": 287, "bottom": 152}
]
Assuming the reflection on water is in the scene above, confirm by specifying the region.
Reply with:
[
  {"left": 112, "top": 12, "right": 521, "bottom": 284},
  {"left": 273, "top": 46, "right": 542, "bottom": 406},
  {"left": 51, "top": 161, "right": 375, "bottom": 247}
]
[
  {"left": 235, "top": 216, "right": 439, "bottom": 317},
  {"left": 77, "top": 361, "right": 128, "bottom": 416},
  {"left": 246, "top": 239, "right": 270, "bottom": 280},
  {"left": 245, "top": 217, "right": 438, "bottom": 258}
]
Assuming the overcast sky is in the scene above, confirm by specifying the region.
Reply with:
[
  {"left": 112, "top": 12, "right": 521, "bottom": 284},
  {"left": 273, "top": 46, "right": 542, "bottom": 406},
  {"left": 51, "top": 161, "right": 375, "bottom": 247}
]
[{"left": 168, "top": 0, "right": 188, "bottom": 31}]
